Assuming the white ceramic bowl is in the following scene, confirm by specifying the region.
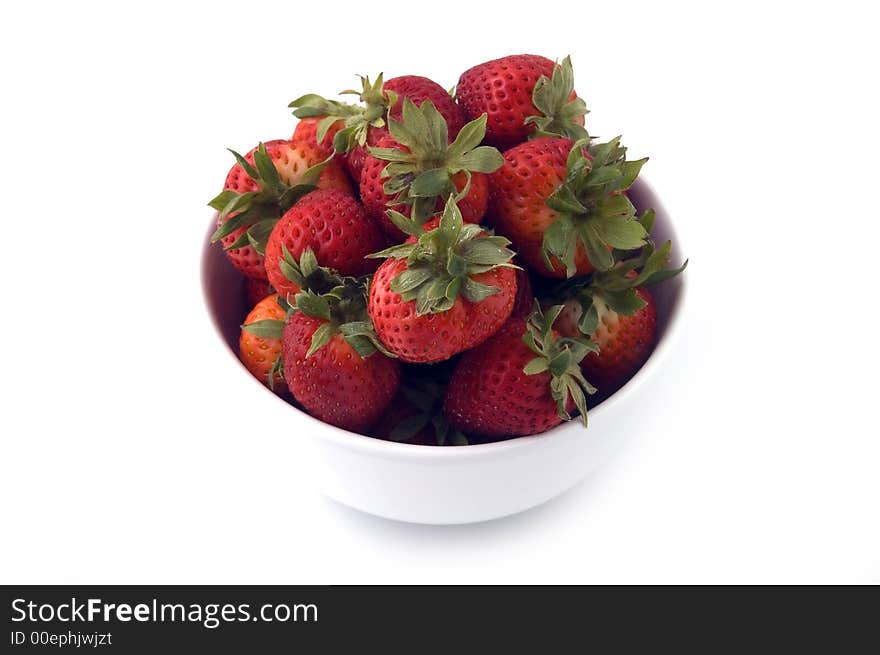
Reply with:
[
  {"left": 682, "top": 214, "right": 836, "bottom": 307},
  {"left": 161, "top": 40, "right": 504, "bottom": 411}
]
[{"left": 201, "top": 179, "right": 686, "bottom": 524}]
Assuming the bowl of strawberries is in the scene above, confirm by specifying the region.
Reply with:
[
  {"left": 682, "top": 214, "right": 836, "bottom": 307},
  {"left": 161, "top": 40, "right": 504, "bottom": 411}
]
[{"left": 202, "top": 54, "right": 687, "bottom": 524}]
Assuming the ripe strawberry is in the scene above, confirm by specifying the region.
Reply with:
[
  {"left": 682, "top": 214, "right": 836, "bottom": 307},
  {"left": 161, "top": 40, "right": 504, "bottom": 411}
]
[
  {"left": 457, "top": 55, "right": 588, "bottom": 150},
  {"left": 239, "top": 293, "right": 288, "bottom": 393},
  {"left": 489, "top": 136, "right": 649, "bottom": 278},
  {"left": 290, "top": 74, "right": 468, "bottom": 181},
  {"left": 208, "top": 140, "right": 352, "bottom": 281},
  {"left": 359, "top": 99, "right": 502, "bottom": 240},
  {"left": 370, "top": 379, "right": 467, "bottom": 446},
  {"left": 292, "top": 116, "right": 345, "bottom": 158},
  {"left": 367, "top": 199, "right": 517, "bottom": 364},
  {"left": 444, "top": 304, "right": 597, "bottom": 438},
  {"left": 281, "top": 275, "right": 400, "bottom": 432},
  {"left": 360, "top": 133, "right": 491, "bottom": 240},
  {"left": 243, "top": 278, "right": 275, "bottom": 308},
  {"left": 263, "top": 188, "right": 385, "bottom": 300},
  {"left": 549, "top": 232, "right": 687, "bottom": 392}
]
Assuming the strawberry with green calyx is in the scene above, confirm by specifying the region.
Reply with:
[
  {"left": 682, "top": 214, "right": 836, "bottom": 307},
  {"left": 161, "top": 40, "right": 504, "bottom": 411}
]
[
  {"left": 239, "top": 293, "right": 291, "bottom": 394},
  {"left": 263, "top": 188, "right": 385, "bottom": 300},
  {"left": 367, "top": 198, "right": 517, "bottom": 364},
  {"left": 443, "top": 303, "right": 598, "bottom": 438},
  {"left": 290, "top": 74, "right": 467, "bottom": 181},
  {"left": 208, "top": 140, "right": 352, "bottom": 280},
  {"left": 360, "top": 99, "right": 503, "bottom": 238},
  {"left": 457, "top": 55, "right": 588, "bottom": 150},
  {"left": 371, "top": 378, "right": 468, "bottom": 446},
  {"left": 282, "top": 272, "right": 400, "bottom": 432},
  {"left": 551, "top": 231, "right": 687, "bottom": 391},
  {"left": 489, "top": 135, "right": 648, "bottom": 279}
]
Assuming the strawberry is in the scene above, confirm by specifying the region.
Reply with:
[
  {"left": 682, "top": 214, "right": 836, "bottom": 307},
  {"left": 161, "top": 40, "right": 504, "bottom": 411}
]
[
  {"left": 360, "top": 134, "right": 491, "bottom": 240},
  {"left": 239, "top": 293, "right": 289, "bottom": 393},
  {"left": 370, "top": 378, "right": 467, "bottom": 446},
  {"left": 263, "top": 188, "right": 385, "bottom": 300},
  {"left": 290, "top": 74, "right": 468, "bottom": 181},
  {"left": 367, "top": 199, "right": 517, "bottom": 364},
  {"left": 281, "top": 273, "right": 400, "bottom": 432},
  {"left": 549, "top": 228, "right": 687, "bottom": 392},
  {"left": 444, "top": 304, "right": 597, "bottom": 438},
  {"left": 292, "top": 116, "right": 345, "bottom": 159},
  {"left": 489, "top": 136, "right": 649, "bottom": 278},
  {"left": 208, "top": 140, "right": 352, "bottom": 281},
  {"left": 359, "top": 99, "right": 502, "bottom": 240},
  {"left": 243, "top": 278, "right": 275, "bottom": 308},
  {"left": 456, "top": 55, "right": 588, "bottom": 150}
]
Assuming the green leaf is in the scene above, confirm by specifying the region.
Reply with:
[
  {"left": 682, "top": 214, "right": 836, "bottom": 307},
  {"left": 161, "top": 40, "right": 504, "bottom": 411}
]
[
  {"left": 546, "top": 186, "right": 587, "bottom": 214},
  {"left": 421, "top": 100, "right": 449, "bottom": 152},
  {"left": 523, "top": 358, "right": 549, "bottom": 375},
  {"left": 580, "top": 223, "right": 615, "bottom": 271},
  {"left": 577, "top": 299, "right": 598, "bottom": 336},
  {"left": 208, "top": 189, "right": 237, "bottom": 211},
  {"left": 642, "top": 259, "right": 689, "bottom": 286},
  {"left": 241, "top": 319, "right": 285, "bottom": 339},
  {"left": 306, "top": 322, "right": 336, "bottom": 357},
  {"left": 447, "top": 114, "right": 488, "bottom": 160},
  {"left": 368, "top": 146, "right": 416, "bottom": 163},
  {"left": 366, "top": 243, "right": 415, "bottom": 260},
  {"left": 637, "top": 208, "right": 656, "bottom": 233},
  {"left": 296, "top": 292, "right": 331, "bottom": 321},
  {"left": 246, "top": 219, "right": 276, "bottom": 256},
  {"left": 343, "top": 334, "right": 377, "bottom": 358},
  {"left": 461, "top": 278, "right": 499, "bottom": 303},
  {"left": 542, "top": 215, "right": 577, "bottom": 274},
  {"left": 387, "top": 210, "right": 423, "bottom": 237},
  {"left": 619, "top": 157, "right": 648, "bottom": 190},
  {"left": 457, "top": 146, "right": 504, "bottom": 173},
  {"left": 228, "top": 148, "right": 259, "bottom": 181},
  {"left": 603, "top": 289, "right": 647, "bottom": 316},
  {"left": 389, "top": 414, "right": 431, "bottom": 442},
  {"left": 593, "top": 214, "right": 647, "bottom": 250},
  {"left": 391, "top": 267, "right": 433, "bottom": 294},
  {"left": 253, "top": 143, "right": 282, "bottom": 190},
  {"left": 409, "top": 168, "right": 453, "bottom": 197}
]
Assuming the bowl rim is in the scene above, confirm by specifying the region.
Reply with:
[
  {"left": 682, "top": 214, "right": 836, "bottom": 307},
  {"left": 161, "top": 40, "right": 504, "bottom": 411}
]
[{"left": 201, "top": 178, "right": 687, "bottom": 462}]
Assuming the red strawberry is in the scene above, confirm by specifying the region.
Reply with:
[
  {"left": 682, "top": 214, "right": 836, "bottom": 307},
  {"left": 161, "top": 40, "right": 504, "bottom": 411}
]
[
  {"left": 243, "top": 278, "right": 275, "bottom": 308},
  {"left": 264, "top": 188, "right": 385, "bottom": 300},
  {"left": 360, "top": 134, "right": 490, "bottom": 240},
  {"left": 209, "top": 140, "right": 353, "bottom": 281},
  {"left": 444, "top": 305, "right": 597, "bottom": 438},
  {"left": 383, "top": 75, "right": 466, "bottom": 135},
  {"left": 489, "top": 136, "right": 648, "bottom": 278},
  {"left": 456, "top": 55, "right": 587, "bottom": 150},
  {"left": 550, "top": 237, "right": 686, "bottom": 392},
  {"left": 292, "top": 116, "right": 345, "bottom": 158},
  {"left": 281, "top": 276, "right": 400, "bottom": 432},
  {"left": 370, "top": 379, "right": 467, "bottom": 446},
  {"left": 290, "top": 74, "right": 468, "bottom": 182},
  {"left": 367, "top": 199, "right": 517, "bottom": 364},
  {"left": 359, "top": 99, "right": 501, "bottom": 240},
  {"left": 345, "top": 126, "right": 388, "bottom": 185},
  {"left": 240, "top": 294, "right": 288, "bottom": 393},
  {"left": 580, "top": 289, "right": 656, "bottom": 391}
]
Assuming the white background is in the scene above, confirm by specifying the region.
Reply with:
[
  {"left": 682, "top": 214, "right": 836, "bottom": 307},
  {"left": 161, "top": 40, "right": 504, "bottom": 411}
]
[{"left": 1, "top": 0, "right": 878, "bottom": 583}]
